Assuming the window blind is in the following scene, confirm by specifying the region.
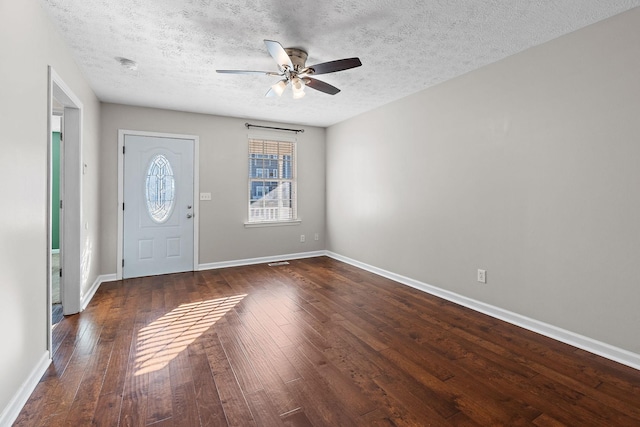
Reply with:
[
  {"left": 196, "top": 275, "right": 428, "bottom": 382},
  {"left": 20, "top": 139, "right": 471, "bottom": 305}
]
[{"left": 248, "top": 138, "right": 297, "bottom": 223}]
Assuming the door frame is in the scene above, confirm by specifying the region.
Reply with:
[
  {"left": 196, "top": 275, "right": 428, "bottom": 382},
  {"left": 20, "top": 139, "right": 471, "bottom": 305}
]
[
  {"left": 117, "top": 129, "right": 200, "bottom": 280},
  {"left": 51, "top": 111, "right": 63, "bottom": 304},
  {"left": 47, "top": 67, "right": 84, "bottom": 354}
]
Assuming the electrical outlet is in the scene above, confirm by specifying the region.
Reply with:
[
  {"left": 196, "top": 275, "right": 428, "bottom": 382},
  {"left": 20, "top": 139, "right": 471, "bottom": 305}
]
[
  {"left": 477, "top": 269, "right": 487, "bottom": 283},
  {"left": 314, "top": 233, "right": 319, "bottom": 241},
  {"left": 300, "top": 234, "right": 305, "bottom": 243},
  {"left": 199, "top": 192, "right": 212, "bottom": 201}
]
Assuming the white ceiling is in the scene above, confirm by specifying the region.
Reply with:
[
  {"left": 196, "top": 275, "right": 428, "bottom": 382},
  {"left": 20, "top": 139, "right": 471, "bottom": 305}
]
[{"left": 40, "top": 0, "right": 640, "bottom": 127}]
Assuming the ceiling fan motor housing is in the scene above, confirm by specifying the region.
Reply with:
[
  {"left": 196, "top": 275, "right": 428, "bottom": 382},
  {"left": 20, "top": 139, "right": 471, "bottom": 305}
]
[{"left": 284, "top": 48, "right": 308, "bottom": 71}]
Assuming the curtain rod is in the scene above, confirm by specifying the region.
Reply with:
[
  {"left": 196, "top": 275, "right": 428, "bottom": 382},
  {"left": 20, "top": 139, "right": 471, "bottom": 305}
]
[{"left": 245, "top": 122, "right": 304, "bottom": 134}]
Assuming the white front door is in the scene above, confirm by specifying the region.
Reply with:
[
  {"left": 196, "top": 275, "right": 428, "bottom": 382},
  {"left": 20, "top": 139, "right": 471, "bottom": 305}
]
[{"left": 123, "top": 134, "right": 194, "bottom": 279}]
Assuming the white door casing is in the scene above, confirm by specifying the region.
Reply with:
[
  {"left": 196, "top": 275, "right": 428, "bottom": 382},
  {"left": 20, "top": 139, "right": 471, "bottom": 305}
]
[
  {"left": 122, "top": 133, "right": 197, "bottom": 278},
  {"left": 49, "top": 67, "right": 83, "bottom": 324}
]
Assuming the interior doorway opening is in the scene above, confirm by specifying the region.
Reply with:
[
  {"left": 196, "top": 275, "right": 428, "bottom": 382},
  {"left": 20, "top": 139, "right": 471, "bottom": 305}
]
[
  {"left": 51, "top": 111, "right": 63, "bottom": 326},
  {"left": 47, "top": 67, "right": 83, "bottom": 354}
]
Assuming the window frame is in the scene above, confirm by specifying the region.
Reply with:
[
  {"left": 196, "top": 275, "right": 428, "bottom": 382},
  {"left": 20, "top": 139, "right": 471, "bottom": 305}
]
[{"left": 245, "top": 135, "right": 300, "bottom": 227}]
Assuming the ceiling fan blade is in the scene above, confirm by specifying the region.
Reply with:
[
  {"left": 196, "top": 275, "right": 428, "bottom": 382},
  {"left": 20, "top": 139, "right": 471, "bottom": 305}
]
[
  {"left": 216, "top": 69, "right": 281, "bottom": 76},
  {"left": 308, "top": 57, "right": 362, "bottom": 75},
  {"left": 264, "top": 40, "right": 293, "bottom": 70},
  {"left": 305, "top": 78, "right": 341, "bottom": 95}
]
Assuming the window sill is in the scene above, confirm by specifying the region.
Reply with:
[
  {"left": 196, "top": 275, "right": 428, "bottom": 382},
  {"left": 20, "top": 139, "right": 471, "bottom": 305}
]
[{"left": 244, "top": 219, "right": 302, "bottom": 228}]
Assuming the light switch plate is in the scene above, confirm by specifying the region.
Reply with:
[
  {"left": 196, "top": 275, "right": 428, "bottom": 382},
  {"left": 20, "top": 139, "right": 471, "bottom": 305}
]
[{"left": 477, "top": 269, "right": 486, "bottom": 283}]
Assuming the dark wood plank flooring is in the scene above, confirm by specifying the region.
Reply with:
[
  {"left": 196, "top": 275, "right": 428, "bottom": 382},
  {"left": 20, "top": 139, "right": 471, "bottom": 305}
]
[
  {"left": 51, "top": 303, "right": 63, "bottom": 326},
  {"left": 15, "top": 256, "right": 640, "bottom": 426}
]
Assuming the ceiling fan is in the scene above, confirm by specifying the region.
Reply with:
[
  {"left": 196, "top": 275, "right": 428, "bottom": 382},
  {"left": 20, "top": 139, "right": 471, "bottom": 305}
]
[{"left": 216, "top": 40, "right": 362, "bottom": 99}]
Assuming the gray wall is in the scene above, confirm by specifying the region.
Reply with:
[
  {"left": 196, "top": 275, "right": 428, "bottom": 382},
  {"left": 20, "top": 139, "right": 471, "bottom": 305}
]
[
  {"left": 99, "top": 104, "right": 326, "bottom": 272},
  {"left": 0, "top": 0, "right": 102, "bottom": 417},
  {"left": 326, "top": 9, "right": 640, "bottom": 354}
]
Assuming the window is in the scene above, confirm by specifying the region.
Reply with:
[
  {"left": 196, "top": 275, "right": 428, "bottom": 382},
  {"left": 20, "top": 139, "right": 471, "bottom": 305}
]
[{"left": 248, "top": 138, "right": 296, "bottom": 223}]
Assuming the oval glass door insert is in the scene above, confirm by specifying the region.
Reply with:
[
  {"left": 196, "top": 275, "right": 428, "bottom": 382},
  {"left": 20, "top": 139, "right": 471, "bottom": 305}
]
[{"left": 146, "top": 154, "right": 175, "bottom": 223}]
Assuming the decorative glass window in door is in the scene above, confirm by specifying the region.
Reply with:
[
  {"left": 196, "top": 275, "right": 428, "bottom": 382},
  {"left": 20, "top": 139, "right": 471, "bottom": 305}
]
[{"left": 146, "top": 154, "right": 175, "bottom": 223}]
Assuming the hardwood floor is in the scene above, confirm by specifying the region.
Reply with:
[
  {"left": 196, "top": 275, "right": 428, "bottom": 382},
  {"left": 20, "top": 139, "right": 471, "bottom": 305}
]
[
  {"left": 51, "top": 304, "right": 64, "bottom": 327},
  {"left": 15, "top": 256, "right": 640, "bottom": 426}
]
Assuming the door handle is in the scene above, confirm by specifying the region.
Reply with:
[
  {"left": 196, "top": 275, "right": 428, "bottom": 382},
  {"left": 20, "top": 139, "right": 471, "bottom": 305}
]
[{"left": 186, "top": 213, "right": 193, "bottom": 219}]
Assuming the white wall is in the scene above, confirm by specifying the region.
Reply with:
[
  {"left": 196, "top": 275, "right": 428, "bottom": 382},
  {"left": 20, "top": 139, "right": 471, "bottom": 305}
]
[
  {"left": 99, "top": 104, "right": 326, "bottom": 272},
  {"left": 0, "top": 0, "right": 102, "bottom": 420},
  {"left": 326, "top": 9, "right": 640, "bottom": 354}
]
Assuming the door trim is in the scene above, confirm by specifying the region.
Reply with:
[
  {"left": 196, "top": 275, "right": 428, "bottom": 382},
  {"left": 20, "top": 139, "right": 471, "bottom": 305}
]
[
  {"left": 47, "top": 67, "right": 84, "bottom": 357},
  {"left": 117, "top": 129, "right": 200, "bottom": 280}
]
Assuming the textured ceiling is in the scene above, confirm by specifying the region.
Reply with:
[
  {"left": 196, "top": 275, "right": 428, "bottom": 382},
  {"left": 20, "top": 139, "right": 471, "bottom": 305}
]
[{"left": 40, "top": 0, "right": 640, "bottom": 127}]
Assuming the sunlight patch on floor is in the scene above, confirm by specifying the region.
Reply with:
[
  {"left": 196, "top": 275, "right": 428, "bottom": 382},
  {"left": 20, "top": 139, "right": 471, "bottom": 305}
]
[{"left": 134, "top": 294, "right": 246, "bottom": 375}]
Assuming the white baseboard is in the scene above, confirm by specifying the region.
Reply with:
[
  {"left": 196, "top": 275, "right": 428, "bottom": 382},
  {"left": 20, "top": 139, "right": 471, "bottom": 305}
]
[
  {"left": 0, "top": 351, "right": 50, "bottom": 426},
  {"left": 81, "top": 274, "right": 117, "bottom": 311},
  {"left": 198, "top": 251, "right": 326, "bottom": 271},
  {"left": 326, "top": 251, "right": 640, "bottom": 371}
]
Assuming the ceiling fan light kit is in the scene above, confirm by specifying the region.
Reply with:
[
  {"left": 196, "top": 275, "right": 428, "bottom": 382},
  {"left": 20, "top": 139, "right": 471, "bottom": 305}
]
[
  {"left": 271, "top": 80, "right": 288, "bottom": 97},
  {"left": 291, "top": 77, "right": 305, "bottom": 99},
  {"left": 217, "top": 40, "right": 362, "bottom": 99}
]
